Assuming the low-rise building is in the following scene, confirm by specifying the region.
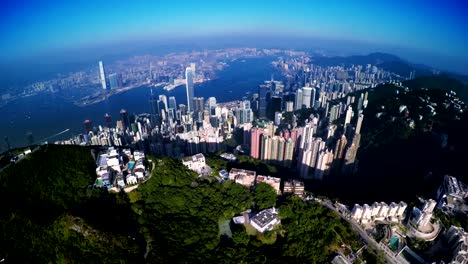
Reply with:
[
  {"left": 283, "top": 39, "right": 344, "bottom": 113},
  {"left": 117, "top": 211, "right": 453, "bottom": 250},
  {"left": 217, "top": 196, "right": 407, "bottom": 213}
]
[
  {"left": 220, "top": 153, "right": 237, "bottom": 161},
  {"left": 229, "top": 168, "right": 256, "bottom": 187},
  {"left": 250, "top": 208, "right": 280, "bottom": 233},
  {"left": 256, "top": 175, "right": 281, "bottom": 194},
  {"left": 182, "top": 153, "right": 207, "bottom": 175},
  {"left": 283, "top": 179, "right": 305, "bottom": 197}
]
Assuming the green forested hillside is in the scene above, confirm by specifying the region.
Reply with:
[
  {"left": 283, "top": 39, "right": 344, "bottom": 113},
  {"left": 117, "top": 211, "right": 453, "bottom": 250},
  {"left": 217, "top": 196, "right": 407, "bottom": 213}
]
[
  {"left": 0, "top": 145, "right": 143, "bottom": 263},
  {"left": 0, "top": 145, "right": 361, "bottom": 263}
]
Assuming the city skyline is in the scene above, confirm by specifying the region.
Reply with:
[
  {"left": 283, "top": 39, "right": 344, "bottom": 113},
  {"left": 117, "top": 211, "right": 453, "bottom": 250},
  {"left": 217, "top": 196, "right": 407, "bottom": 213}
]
[
  {"left": 1, "top": 2, "right": 468, "bottom": 263},
  {"left": 1, "top": 0, "right": 467, "bottom": 74}
]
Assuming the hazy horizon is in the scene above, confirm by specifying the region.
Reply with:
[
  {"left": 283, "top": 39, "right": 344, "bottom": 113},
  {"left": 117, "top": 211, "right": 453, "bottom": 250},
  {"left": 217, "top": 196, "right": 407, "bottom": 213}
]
[{"left": 1, "top": 0, "right": 467, "bottom": 77}]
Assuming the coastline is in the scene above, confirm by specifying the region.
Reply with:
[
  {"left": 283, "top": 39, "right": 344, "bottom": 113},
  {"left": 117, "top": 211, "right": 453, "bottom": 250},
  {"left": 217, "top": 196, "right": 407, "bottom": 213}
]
[
  {"left": 73, "top": 78, "right": 215, "bottom": 107},
  {"left": 73, "top": 82, "right": 153, "bottom": 107}
]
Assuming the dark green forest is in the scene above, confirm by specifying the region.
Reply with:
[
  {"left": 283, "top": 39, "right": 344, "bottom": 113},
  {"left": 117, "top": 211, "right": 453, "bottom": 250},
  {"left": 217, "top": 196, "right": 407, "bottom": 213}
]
[
  {"left": 0, "top": 145, "right": 361, "bottom": 263},
  {"left": 304, "top": 76, "right": 468, "bottom": 205}
]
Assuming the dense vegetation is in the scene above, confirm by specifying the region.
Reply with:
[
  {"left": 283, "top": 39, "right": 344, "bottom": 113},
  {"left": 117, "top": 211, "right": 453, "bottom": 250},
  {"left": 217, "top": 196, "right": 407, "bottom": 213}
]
[
  {"left": 0, "top": 145, "right": 362, "bottom": 263},
  {"left": 0, "top": 145, "right": 143, "bottom": 263},
  {"left": 302, "top": 76, "right": 468, "bottom": 205}
]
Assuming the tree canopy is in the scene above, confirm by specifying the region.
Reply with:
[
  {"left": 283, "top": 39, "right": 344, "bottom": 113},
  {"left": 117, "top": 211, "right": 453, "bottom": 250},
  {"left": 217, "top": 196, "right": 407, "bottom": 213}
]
[{"left": 0, "top": 145, "right": 362, "bottom": 263}]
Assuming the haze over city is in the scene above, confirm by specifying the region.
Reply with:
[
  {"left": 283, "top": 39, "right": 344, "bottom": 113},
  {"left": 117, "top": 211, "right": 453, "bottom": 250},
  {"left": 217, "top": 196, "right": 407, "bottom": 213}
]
[{"left": 1, "top": 0, "right": 467, "bottom": 74}]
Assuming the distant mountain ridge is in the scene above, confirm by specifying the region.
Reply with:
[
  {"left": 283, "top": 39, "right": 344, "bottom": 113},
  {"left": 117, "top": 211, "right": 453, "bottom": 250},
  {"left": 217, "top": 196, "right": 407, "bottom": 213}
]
[{"left": 312, "top": 52, "right": 468, "bottom": 83}]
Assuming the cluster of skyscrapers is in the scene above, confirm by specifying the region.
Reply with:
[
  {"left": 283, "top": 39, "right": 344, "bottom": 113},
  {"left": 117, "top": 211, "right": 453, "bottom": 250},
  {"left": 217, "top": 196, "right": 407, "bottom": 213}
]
[
  {"left": 99, "top": 61, "right": 123, "bottom": 90},
  {"left": 58, "top": 59, "right": 401, "bottom": 182}
]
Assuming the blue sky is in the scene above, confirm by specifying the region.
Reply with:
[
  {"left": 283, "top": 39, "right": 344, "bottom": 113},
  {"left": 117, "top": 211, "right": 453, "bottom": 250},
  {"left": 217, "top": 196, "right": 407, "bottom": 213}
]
[{"left": 1, "top": 0, "right": 467, "bottom": 72}]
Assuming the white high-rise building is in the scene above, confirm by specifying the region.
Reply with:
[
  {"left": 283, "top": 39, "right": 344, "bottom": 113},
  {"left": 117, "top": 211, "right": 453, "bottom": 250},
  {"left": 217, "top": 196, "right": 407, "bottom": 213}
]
[
  {"left": 208, "top": 97, "right": 217, "bottom": 108},
  {"left": 274, "top": 112, "right": 282, "bottom": 126},
  {"left": 388, "top": 202, "right": 399, "bottom": 217},
  {"left": 379, "top": 202, "right": 389, "bottom": 217},
  {"left": 351, "top": 204, "right": 363, "bottom": 220},
  {"left": 362, "top": 204, "right": 372, "bottom": 221},
  {"left": 159, "top": 95, "right": 168, "bottom": 112},
  {"left": 302, "top": 87, "right": 313, "bottom": 109},
  {"left": 311, "top": 87, "right": 316, "bottom": 108},
  {"left": 285, "top": 101, "right": 294, "bottom": 112},
  {"left": 371, "top": 202, "right": 382, "bottom": 217},
  {"left": 295, "top": 88, "right": 303, "bottom": 110},
  {"left": 397, "top": 202, "right": 407, "bottom": 217},
  {"left": 185, "top": 67, "right": 195, "bottom": 111},
  {"left": 344, "top": 106, "right": 353, "bottom": 125},
  {"left": 355, "top": 113, "right": 364, "bottom": 134},
  {"left": 99, "top": 61, "right": 107, "bottom": 90}
]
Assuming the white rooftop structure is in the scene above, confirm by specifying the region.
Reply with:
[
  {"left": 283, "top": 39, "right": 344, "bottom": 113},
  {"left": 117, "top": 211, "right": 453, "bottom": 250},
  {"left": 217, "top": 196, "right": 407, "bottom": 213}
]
[{"left": 250, "top": 208, "right": 280, "bottom": 233}]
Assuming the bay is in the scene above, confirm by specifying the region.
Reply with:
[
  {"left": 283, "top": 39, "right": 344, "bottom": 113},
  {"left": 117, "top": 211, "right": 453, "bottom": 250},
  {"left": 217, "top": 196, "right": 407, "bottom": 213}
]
[{"left": 0, "top": 57, "right": 278, "bottom": 150}]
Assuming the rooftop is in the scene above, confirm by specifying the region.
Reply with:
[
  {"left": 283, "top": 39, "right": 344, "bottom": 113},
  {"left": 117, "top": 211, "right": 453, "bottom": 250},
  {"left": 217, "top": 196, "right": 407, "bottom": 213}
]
[
  {"left": 251, "top": 208, "right": 279, "bottom": 228},
  {"left": 229, "top": 168, "right": 256, "bottom": 177}
]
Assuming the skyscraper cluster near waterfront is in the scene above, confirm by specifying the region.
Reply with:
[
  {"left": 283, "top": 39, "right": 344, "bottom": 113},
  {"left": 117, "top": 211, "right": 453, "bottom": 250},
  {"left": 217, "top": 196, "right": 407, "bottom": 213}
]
[
  {"left": 98, "top": 61, "right": 123, "bottom": 90},
  {"left": 59, "top": 58, "right": 399, "bottom": 180}
]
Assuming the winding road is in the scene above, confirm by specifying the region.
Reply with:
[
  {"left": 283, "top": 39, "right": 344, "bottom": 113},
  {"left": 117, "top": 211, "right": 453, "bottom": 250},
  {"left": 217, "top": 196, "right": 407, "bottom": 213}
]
[{"left": 318, "top": 199, "right": 403, "bottom": 264}]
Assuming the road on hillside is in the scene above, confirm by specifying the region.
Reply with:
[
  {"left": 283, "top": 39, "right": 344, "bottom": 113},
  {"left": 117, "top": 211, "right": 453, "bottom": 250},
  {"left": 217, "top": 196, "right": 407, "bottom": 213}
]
[{"left": 318, "top": 199, "right": 403, "bottom": 264}]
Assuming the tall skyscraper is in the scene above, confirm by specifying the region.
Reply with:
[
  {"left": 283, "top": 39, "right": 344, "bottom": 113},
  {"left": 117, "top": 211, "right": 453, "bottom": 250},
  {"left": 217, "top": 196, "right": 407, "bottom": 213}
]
[
  {"left": 168, "top": 96, "right": 177, "bottom": 110},
  {"left": 190, "top": 62, "right": 196, "bottom": 77},
  {"left": 302, "top": 87, "right": 313, "bottom": 109},
  {"left": 250, "top": 127, "right": 264, "bottom": 159},
  {"left": 344, "top": 106, "right": 353, "bottom": 126},
  {"left": 193, "top": 97, "right": 205, "bottom": 113},
  {"left": 108, "top": 73, "right": 122, "bottom": 90},
  {"left": 120, "top": 109, "right": 130, "bottom": 130},
  {"left": 334, "top": 134, "right": 347, "bottom": 159},
  {"left": 268, "top": 96, "right": 282, "bottom": 120},
  {"left": 342, "top": 134, "right": 361, "bottom": 176},
  {"left": 283, "top": 138, "right": 295, "bottom": 167},
  {"left": 149, "top": 92, "right": 159, "bottom": 124},
  {"left": 208, "top": 97, "right": 217, "bottom": 108},
  {"left": 285, "top": 101, "right": 294, "bottom": 112},
  {"left": 295, "top": 88, "right": 303, "bottom": 110},
  {"left": 99, "top": 61, "right": 107, "bottom": 90},
  {"left": 311, "top": 87, "right": 316, "bottom": 108},
  {"left": 355, "top": 113, "right": 364, "bottom": 134},
  {"left": 159, "top": 95, "right": 168, "bottom": 112},
  {"left": 185, "top": 67, "right": 195, "bottom": 111},
  {"left": 258, "top": 84, "right": 269, "bottom": 118},
  {"left": 260, "top": 135, "right": 272, "bottom": 160}
]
